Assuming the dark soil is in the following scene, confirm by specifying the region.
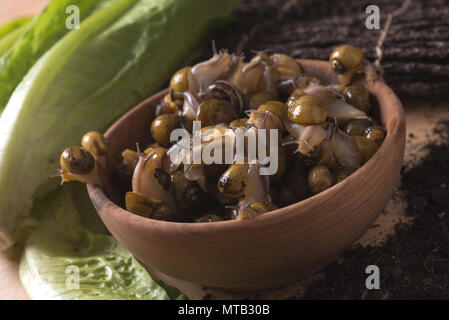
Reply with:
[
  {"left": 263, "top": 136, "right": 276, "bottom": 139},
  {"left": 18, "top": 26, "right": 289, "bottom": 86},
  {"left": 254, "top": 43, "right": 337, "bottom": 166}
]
[
  {"left": 300, "top": 120, "right": 449, "bottom": 299},
  {"left": 207, "top": 0, "right": 449, "bottom": 97}
]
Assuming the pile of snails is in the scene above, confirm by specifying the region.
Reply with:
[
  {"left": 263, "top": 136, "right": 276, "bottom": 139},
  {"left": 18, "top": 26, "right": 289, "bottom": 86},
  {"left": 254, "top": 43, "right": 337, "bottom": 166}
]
[{"left": 59, "top": 45, "right": 386, "bottom": 223}]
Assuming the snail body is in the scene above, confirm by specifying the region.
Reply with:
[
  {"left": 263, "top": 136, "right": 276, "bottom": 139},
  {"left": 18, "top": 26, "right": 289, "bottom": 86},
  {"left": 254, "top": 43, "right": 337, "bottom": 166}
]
[{"left": 284, "top": 123, "right": 328, "bottom": 156}]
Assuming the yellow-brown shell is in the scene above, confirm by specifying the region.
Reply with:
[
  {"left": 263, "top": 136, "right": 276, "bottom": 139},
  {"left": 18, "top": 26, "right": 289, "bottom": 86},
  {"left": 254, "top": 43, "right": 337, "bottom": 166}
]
[
  {"left": 329, "top": 45, "right": 365, "bottom": 75},
  {"left": 249, "top": 92, "right": 276, "bottom": 110},
  {"left": 229, "top": 118, "right": 249, "bottom": 129},
  {"left": 308, "top": 165, "right": 334, "bottom": 194},
  {"left": 81, "top": 131, "right": 109, "bottom": 157},
  {"left": 343, "top": 85, "right": 371, "bottom": 112},
  {"left": 197, "top": 99, "right": 239, "bottom": 127},
  {"left": 258, "top": 101, "right": 288, "bottom": 123},
  {"left": 288, "top": 94, "right": 327, "bottom": 125},
  {"left": 60, "top": 146, "right": 95, "bottom": 174},
  {"left": 343, "top": 119, "right": 371, "bottom": 136},
  {"left": 364, "top": 125, "right": 386, "bottom": 146},
  {"left": 286, "top": 89, "right": 306, "bottom": 108},
  {"left": 125, "top": 192, "right": 156, "bottom": 218},
  {"left": 217, "top": 163, "right": 249, "bottom": 199},
  {"left": 352, "top": 135, "right": 379, "bottom": 163},
  {"left": 150, "top": 114, "right": 181, "bottom": 147},
  {"left": 169, "top": 66, "right": 192, "bottom": 101}
]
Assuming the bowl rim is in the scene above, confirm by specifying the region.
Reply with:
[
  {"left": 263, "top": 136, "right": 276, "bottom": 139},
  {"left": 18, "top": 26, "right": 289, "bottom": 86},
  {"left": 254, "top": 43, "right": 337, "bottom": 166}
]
[{"left": 87, "top": 59, "right": 405, "bottom": 233}]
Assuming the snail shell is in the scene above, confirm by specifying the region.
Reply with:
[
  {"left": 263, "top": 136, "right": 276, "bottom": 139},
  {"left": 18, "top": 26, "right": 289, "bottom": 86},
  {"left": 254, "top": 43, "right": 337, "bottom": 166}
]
[{"left": 288, "top": 94, "right": 327, "bottom": 125}]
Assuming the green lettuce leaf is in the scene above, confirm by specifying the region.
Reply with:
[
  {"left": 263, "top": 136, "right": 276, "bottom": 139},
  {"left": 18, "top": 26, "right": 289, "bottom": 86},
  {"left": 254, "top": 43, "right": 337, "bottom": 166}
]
[
  {"left": 0, "top": 0, "right": 240, "bottom": 249},
  {"left": 0, "top": 17, "right": 32, "bottom": 57},
  {"left": 0, "top": 0, "right": 116, "bottom": 112},
  {"left": 0, "top": 17, "right": 32, "bottom": 40},
  {"left": 19, "top": 184, "right": 186, "bottom": 300}
]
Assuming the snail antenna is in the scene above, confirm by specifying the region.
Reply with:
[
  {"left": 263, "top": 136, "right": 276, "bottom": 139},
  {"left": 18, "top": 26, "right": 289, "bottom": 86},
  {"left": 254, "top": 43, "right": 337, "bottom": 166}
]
[
  {"left": 136, "top": 143, "right": 142, "bottom": 157},
  {"left": 262, "top": 110, "right": 271, "bottom": 127},
  {"left": 330, "top": 90, "right": 344, "bottom": 98},
  {"left": 212, "top": 40, "right": 217, "bottom": 56},
  {"left": 183, "top": 159, "right": 194, "bottom": 178},
  {"left": 243, "top": 123, "right": 256, "bottom": 134},
  {"left": 145, "top": 152, "right": 156, "bottom": 162}
]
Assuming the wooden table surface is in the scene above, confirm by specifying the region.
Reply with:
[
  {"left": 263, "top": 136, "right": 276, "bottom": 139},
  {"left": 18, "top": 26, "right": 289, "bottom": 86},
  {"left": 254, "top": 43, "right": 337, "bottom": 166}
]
[{"left": 0, "top": 0, "right": 448, "bottom": 300}]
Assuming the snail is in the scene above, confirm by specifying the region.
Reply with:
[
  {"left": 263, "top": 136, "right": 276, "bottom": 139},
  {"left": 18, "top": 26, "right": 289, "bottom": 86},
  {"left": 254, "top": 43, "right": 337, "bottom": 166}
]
[
  {"left": 318, "top": 126, "right": 361, "bottom": 170},
  {"left": 296, "top": 84, "right": 371, "bottom": 122},
  {"left": 240, "top": 51, "right": 276, "bottom": 96},
  {"left": 81, "top": 131, "right": 109, "bottom": 169},
  {"left": 207, "top": 80, "right": 245, "bottom": 115},
  {"left": 126, "top": 191, "right": 178, "bottom": 221},
  {"left": 243, "top": 51, "right": 303, "bottom": 98},
  {"left": 279, "top": 75, "right": 320, "bottom": 96},
  {"left": 283, "top": 122, "right": 328, "bottom": 156},
  {"left": 249, "top": 91, "right": 276, "bottom": 110},
  {"left": 325, "top": 98, "right": 370, "bottom": 122},
  {"left": 308, "top": 165, "right": 334, "bottom": 194},
  {"left": 180, "top": 91, "right": 201, "bottom": 123},
  {"left": 217, "top": 163, "right": 249, "bottom": 199},
  {"left": 171, "top": 170, "right": 212, "bottom": 219},
  {"left": 190, "top": 49, "right": 245, "bottom": 95},
  {"left": 179, "top": 125, "right": 234, "bottom": 192},
  {"left": 342, "top": 85, "right": 371, "bottom": 113},
  {"left": 364, "top": 125, "right": 386, "bottom": 146},
  {"left": 125, "top": 192, "right": 158, "bottom": 218},
  {"left": 116, "top": 149, "right": 139, "bottom": 181},
  {"left": 229, "top": 118, "right": 249, "bottom": 129},
  {"left": 218, "top": 160, "right": 271, "bottom": 219},
  {"left": 58, "top": 146, "right": 103, "bottom": 186},
  {"left": 351, "top": 135, "right": 379, "bottom": 164},
  {"left": 329, "top": 44, "right": 377, "bottom": 85},
  {"left": 166, "top": 133, "right": 192, "bottom": 174},
  {"left": 169, "top": 66, "right": 193, "bottom": 103},
  {"left": 81, "top": 131, "right": 108, "bottom": 157},
  {"left": 247, "top": 101, "right": 288, "bottom": 131},
  {"left": 288, "top": 94, "right": 327, "bottom": 125},
  {"left": 343, "top": 118, "right": 372, "bottom": 136},
  {"left": 150, "top": 113, "right": 182, "bottom": 147},
  {"left": 132, "top": 147, "right": 178, "bottom": 216},
  {"left": 286, "top": 88, "right": 305, "bottom": 107},
  {"left": 271, "top": 53, "right": 302, "bottom": 81},
  {"left": 196, "top": 99, "right": 239, "bottom": 127},
  {"left": 155, "top": 93, "right": 180, "bottom": 116}
]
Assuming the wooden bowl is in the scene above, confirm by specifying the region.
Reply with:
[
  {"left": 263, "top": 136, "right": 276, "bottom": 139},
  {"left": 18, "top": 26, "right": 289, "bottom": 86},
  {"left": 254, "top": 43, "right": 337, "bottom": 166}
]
[{"left": 87, "top": 60, "right": 405, "bottom": 290}]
